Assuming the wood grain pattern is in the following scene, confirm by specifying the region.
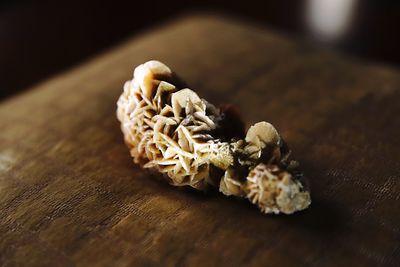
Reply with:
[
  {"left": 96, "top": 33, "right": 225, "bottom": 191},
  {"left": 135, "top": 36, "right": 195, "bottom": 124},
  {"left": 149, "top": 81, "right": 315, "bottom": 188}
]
[{"left": 1, "top": 14, "right": 400, "bottom": 267}]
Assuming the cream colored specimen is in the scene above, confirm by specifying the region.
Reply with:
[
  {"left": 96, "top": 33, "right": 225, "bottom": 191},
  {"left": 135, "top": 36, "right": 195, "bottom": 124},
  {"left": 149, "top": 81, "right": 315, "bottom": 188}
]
[{"left": 117, "top": 60, "right": 311, "bottom": 214}]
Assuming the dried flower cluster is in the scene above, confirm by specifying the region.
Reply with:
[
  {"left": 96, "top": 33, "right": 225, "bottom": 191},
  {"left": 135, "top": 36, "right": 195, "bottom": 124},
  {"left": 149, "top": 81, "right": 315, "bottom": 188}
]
[{"left": 117, "top": 60, "right": 311, "bottom": 214}]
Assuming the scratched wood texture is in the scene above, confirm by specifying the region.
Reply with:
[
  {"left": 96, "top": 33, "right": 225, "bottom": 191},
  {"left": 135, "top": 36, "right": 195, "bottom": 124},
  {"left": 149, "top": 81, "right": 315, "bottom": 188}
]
[{"left": 0, "top": 14, "right": 400, "bottom": 267}]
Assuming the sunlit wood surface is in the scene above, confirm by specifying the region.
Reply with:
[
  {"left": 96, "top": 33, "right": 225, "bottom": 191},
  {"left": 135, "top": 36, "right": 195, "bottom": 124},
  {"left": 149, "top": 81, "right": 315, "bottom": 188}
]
[{"left": 1, "top": 15, "right": 399, "bottom": 267}]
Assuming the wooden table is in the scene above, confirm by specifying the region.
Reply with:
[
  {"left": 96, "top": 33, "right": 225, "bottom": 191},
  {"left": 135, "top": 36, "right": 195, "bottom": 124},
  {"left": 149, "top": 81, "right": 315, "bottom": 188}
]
[{"left": 1, "top": 14, "right": 399, "bottom": 267}]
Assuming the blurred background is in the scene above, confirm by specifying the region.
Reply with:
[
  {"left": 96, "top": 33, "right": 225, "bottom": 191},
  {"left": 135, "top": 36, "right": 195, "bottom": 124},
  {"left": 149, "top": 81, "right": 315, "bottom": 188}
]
[{"left": 1, "top": 0, "right": 400, "bottom": 100}]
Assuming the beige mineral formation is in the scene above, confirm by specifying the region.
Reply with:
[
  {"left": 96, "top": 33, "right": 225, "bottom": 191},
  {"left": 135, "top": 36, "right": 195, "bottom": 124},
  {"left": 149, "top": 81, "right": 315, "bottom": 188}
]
[{"left": 117, "top": 60, "right": 311, "bottom": 214}]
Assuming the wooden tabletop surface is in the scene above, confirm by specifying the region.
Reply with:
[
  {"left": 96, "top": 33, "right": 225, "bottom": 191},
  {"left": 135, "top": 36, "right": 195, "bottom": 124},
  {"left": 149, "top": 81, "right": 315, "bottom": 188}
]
[{"left": 1, "top": 14, "right": 399, "bottom": 267}]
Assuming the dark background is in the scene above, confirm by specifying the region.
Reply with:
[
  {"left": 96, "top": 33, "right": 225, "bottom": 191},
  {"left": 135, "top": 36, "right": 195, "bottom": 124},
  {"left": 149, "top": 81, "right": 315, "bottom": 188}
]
[{"left": 1, "top": 0, "right": 400, "bottom": 100}]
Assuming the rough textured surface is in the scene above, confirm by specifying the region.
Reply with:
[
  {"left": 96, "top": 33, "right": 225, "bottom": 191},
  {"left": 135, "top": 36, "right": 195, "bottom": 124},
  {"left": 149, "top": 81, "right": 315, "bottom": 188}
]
[
  {"left": 1, "top": 14, "right": 400, "bottom": 267},
  {"left": 116, "top": 60, "right": 310, "bottom": 214}
]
